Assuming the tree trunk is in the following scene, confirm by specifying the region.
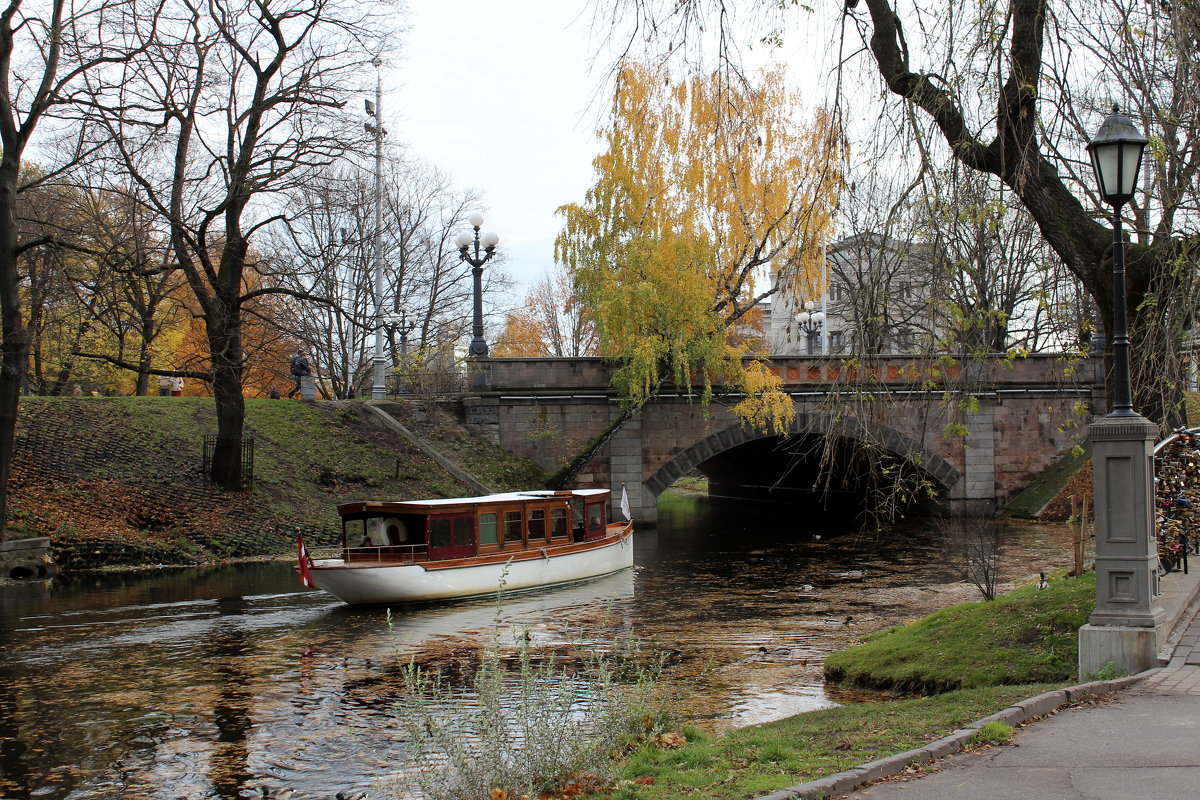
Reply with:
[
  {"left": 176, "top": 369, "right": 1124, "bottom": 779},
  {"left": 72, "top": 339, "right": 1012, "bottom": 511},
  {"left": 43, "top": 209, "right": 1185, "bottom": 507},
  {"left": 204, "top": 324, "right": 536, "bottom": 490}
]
[
  {"left": 206, "top": 296, "right": 245, "bottom": 489},
  {"left": 135, "top": 323, "right": 153, "bottom": 396},
  {"left": 0, "top": 159, "right": 27, "bottom": 538},
  {"left": 864, "top": 0, "right": 1187, "bottom": 428}
]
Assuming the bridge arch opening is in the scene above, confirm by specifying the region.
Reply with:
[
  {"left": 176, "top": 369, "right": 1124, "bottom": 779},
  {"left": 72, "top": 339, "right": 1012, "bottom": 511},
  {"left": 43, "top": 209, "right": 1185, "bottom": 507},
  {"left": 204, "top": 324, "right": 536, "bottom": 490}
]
[{"left": 646, "top": 415, "right": 961, "bottom": 524}]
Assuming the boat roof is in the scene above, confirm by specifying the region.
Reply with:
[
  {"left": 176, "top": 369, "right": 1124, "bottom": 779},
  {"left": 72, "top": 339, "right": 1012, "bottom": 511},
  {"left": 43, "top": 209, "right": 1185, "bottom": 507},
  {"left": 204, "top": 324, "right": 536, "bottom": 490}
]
[{"left": 338, "top": 488, "right": 610, "bottom": 515}]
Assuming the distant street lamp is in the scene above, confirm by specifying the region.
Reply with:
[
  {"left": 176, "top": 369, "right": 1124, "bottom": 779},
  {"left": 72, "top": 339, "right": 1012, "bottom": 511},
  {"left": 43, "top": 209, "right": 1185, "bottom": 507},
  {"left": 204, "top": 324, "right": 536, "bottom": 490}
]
[
  {"left": 795, "top": 300, "right": 825, "bottom": 356},
  {"left": 455, "top": 213, "right": 499, "bottom": 358},
  {"left": 1078, "top": 105, "right": 1160, "bottom": 679},
  {"left": 385, "top": 310, "right": 411, "bottom": 394},
  {"left": 365, "top": 58, "right": 387, "bottom": 400}
]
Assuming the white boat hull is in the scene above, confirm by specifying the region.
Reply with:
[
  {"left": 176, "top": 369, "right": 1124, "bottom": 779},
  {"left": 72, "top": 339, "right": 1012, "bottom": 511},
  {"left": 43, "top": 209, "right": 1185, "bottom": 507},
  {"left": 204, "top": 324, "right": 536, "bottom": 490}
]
[{"left": 310, "top": 532, "right": 634, "bottom": 606}]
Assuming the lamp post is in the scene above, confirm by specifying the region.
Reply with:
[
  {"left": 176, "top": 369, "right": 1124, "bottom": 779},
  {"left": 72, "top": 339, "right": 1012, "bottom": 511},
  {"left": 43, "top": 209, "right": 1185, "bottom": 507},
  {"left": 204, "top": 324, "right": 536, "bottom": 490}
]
[
  {"left": 455, "top": 213, "right": 499, "bottom": 358},
  {"left": 1078, "top": 105, "right": 1161, "bottom": 679},
  {"left": 795, "top": 301, "right": 825, "bottom": 356},
  {"left": 381, "top": 311, "right": 410, "bottom": 394},
  {"left": 365, "top": 58, "right": 387, "bottom": 400}
]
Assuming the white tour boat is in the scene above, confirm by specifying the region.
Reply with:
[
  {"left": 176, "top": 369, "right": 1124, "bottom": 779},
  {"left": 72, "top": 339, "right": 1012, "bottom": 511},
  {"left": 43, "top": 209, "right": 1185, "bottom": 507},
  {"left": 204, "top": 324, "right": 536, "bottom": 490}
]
[{"left": 301, "top": 488, "right": 634, "bottom": 605}]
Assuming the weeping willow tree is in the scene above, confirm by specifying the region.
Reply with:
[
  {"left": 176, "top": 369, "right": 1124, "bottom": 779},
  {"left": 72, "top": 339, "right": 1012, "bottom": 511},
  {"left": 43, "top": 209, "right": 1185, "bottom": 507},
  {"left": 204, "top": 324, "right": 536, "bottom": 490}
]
[{"left": 549, "top": 63, "right": 844, "bottom": 485}]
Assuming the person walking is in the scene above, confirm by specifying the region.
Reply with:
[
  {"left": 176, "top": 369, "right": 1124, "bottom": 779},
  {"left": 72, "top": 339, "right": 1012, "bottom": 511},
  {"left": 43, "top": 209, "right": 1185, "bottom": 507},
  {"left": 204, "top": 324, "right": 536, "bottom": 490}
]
[
  {"left": 170, "top": 375, "right": 184, "bottom": 396},
  {"left": 156, "top": 375, "right": 171, "bottom": 396}
]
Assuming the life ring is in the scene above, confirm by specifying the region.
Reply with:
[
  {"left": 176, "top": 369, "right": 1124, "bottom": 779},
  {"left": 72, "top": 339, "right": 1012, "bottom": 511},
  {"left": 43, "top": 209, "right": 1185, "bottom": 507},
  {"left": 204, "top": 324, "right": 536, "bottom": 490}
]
[{"left": 383, "top": 516, "right": 407, "bottom": 544}]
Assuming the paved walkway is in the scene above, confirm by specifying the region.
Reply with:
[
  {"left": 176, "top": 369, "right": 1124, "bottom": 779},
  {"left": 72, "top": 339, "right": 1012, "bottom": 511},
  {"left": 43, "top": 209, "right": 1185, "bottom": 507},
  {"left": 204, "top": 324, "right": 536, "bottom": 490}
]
[{"left": 824, "top": 569, "right": 1200, "bottom": 800}]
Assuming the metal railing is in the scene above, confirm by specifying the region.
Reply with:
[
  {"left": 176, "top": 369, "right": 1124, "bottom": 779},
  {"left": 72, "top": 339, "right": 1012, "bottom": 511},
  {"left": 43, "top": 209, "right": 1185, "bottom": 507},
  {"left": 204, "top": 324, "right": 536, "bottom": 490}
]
[
  {"left": 344, "top": 543, "right": 429, "bottom": 563},
  {"left": 201, "top": 436, "right": 254, "bottom": 488}
]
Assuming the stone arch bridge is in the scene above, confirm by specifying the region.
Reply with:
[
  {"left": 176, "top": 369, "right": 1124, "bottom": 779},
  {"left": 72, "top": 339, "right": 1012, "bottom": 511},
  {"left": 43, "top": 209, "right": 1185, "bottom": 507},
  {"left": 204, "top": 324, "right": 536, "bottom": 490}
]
[{"left": 464, "top": 355, "right": 1103, "bottom": 525}]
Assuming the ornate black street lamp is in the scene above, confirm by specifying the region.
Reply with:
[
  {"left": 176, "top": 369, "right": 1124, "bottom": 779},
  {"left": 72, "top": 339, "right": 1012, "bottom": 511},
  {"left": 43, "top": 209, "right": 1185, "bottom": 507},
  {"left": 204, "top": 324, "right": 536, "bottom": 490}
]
[
  {"left": 1086, "top": 105, "right": 1148, "bottom": 417},
  {"left": 1079, "top": 105, "right": 1160, "bottom": 679},
  {"left": 455, "top": 213, "right": 499, "bottom": 358},
  {"left": 795, "top": 301, "right": 825, "bottom": 356}
]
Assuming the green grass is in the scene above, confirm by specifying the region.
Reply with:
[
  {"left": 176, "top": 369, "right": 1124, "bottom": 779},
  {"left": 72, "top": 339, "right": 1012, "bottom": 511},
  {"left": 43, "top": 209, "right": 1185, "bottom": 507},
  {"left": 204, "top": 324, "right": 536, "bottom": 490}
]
[
  {"left": 1004, "top": 446, "right": 1089, "bottom": 518},
  {"left": 609, "top": 684, "right": 1061, "bottom": 800},
  {"left": 823, "top": 572, "right": 1094, "bottom": 693},
  {"left": 12, "top": 396, "right": 546, "bottom": 568}
]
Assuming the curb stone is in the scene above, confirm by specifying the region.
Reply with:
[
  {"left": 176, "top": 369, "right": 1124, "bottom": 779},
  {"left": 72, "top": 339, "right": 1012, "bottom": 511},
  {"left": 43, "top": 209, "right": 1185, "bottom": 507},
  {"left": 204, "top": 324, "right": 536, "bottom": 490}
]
[{"left": 749, "top": 669, "right": 1159, "bottom": 800}]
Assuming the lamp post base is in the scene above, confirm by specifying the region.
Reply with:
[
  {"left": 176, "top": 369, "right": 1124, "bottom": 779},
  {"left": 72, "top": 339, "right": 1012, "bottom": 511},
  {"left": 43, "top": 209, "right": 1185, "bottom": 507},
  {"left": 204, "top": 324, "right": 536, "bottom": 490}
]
[{"left": 1078, "top": 623, "right": 1160, "bottom": 680}]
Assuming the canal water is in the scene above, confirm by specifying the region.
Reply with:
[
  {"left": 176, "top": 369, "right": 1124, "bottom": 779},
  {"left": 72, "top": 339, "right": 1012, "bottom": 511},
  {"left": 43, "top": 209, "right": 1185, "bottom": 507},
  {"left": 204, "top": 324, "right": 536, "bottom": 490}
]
[{"left": 0, "top": 495, "right": 1072, "bottom": 799}]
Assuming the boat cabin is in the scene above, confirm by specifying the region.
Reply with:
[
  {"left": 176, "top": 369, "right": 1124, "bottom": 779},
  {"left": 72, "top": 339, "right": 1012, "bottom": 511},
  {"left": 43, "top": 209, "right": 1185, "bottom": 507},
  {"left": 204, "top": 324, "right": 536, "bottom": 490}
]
[{"left": 336, "top": 489, "right": 614, "bottom": 563}]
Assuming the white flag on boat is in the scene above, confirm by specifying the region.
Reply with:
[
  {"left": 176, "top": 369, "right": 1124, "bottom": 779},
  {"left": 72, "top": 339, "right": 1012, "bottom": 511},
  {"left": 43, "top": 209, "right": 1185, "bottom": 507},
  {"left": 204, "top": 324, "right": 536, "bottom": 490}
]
[{"left": 620, "top": 485, "right": 631, "bottom": 521}]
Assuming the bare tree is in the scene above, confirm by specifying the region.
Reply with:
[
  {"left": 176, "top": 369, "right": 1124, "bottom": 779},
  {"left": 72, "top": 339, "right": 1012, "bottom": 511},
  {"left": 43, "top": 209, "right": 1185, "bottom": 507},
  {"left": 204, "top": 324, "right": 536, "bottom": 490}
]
[
  {"left": 0, "top": 0, "right": 146, "bottom": 535},
  {"left": 86, "top": 0, "right": 390, "bottom": 487},
  {"left": 263, "top": 160, "right": 498, "bottom": 399},
  {"left": 936, "top": 511, "right": 1008, "bottom": 600},
  {"left": 601, "top": 0, "right": 1200, "bottom": 429}
]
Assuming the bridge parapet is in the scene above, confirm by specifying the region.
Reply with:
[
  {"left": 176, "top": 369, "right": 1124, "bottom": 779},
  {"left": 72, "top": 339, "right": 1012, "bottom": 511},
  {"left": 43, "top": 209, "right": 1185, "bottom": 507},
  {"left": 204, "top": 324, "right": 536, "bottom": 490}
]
[{"left": 482, "top": 354, "right": 1100, "bottom": 393}]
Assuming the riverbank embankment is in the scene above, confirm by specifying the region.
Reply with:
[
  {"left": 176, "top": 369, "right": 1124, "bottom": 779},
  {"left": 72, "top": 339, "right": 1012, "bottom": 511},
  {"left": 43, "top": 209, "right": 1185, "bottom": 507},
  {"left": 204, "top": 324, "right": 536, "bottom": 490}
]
[
  {"left": 9, "top": 396, "right": 545, "bottom": 571},
  {"left": 608, "top": 564, "right": 1200, "bottom": 800}
]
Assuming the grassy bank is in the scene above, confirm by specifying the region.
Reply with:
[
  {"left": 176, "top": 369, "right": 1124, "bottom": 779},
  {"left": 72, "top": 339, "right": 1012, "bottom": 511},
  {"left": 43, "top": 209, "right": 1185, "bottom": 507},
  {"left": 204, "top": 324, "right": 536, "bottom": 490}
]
[
  {"left": 11, "top": 397, "right": 545, "bottom": 570},
  {"left": 605, "top": 574, "right": 1095, "bottom": 799},
  {"left": 611, "top": 683, "right": 1058, "bottom": 800},
  {"left": 823, "top": 572, "right": 1094, "bottom": 693}
]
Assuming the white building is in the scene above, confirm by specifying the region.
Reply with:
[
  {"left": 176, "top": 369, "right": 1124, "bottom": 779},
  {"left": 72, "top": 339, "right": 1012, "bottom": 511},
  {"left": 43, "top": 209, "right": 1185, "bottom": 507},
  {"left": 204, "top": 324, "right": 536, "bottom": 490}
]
[{"left": 766, "top": 233, "right": 939, "bottom": 356}]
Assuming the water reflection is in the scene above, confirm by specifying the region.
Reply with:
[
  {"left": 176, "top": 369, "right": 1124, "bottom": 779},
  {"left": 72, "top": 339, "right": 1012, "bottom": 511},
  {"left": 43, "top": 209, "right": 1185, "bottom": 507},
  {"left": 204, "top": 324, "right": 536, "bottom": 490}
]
[{"left": 0, "top": 497, "right": 1072, "bottom": 798}]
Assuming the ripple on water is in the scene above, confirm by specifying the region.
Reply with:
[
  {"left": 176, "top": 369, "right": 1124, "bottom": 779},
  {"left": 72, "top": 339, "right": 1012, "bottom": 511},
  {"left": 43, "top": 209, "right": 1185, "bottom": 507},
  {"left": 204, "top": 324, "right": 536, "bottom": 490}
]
[{"left": 0, "top": 502, "right": 1075, "bottom": 797}]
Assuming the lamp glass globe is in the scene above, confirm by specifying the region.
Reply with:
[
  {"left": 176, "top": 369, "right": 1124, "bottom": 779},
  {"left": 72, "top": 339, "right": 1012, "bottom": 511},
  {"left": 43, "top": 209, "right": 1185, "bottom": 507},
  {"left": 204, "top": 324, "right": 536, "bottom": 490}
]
[
  {"left": 481, "top": 231, "right": 500, "bottom": 248},
  {"left": 468, "top": 212, "right": 485, "bottom": 228},
  {"left": 455, "top": 231, "right": 474, "bottom": 249}
]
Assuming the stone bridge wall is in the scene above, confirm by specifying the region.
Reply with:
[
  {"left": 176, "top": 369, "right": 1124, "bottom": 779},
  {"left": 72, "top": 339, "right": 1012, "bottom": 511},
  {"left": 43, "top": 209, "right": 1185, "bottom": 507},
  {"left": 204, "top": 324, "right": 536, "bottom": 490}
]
[{"left": 465, "top": 355, "right": 1104, "bottom": 524}]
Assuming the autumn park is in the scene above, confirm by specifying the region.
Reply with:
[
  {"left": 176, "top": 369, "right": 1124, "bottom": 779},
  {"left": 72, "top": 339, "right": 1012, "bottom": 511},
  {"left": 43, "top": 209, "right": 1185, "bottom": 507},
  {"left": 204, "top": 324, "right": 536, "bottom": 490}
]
[{"left": 2, "top": 1, "right": 1200, "bottom": 799}]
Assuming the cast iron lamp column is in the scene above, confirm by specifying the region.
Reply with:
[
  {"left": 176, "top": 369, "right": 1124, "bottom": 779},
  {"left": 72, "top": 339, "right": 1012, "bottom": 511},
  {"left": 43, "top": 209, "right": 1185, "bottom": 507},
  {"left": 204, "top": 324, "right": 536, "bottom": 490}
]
[
  {"left": 455, "top": 213, "right": 500, "bottom": 358},
  {"left": 1078, "top": 106, "right": 1161, "bottom": 679},
  {"left": 365, "top": 59, "right": 387, "bottom": 401},
  {"left": 795, "top": 301, "right": 825, "bottom": 356}
]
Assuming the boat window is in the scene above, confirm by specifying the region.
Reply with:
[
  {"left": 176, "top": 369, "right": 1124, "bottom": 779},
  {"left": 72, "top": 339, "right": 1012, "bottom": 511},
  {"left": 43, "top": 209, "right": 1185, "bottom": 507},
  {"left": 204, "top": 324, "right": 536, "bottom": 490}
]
[
  {"left": 550, "top": 507, "right": 567, "bottom": 538},
  {"left": 528, "top": 508, "right": 547, "bottom": 540},
  {"left": 479, "top": 512, "right": 498, "bottom": 545},
  {"left": 504, "top": 510, "right": 523, "bottom": 543},
  {"left": 586, "top": 502, "right": 606, "bottom": 537},
  {"left": 362, "top": 518, "right": 393, "bottom": 547},
  {"left": 453, "top": 516, "right": 474, "bottom": 547},
  {"left": 345, "top": 518, "right": 368, "bottom": 548},
  {"left": 430, "top": 517, "right": 452, "bottom": 549}
]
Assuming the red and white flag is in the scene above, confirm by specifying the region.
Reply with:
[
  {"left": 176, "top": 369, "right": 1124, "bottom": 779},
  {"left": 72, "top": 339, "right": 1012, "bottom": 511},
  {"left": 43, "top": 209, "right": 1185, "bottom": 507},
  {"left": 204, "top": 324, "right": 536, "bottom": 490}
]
[{"left": 297, "top": 534, "right": 315, "bottom": 588}]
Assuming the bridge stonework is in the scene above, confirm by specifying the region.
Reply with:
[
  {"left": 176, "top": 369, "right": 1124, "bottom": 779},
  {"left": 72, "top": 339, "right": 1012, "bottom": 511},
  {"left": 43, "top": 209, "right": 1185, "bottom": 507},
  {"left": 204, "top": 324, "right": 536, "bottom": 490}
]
[{"left": 464, "top": 356, "right": 1103, "bottom": 525}]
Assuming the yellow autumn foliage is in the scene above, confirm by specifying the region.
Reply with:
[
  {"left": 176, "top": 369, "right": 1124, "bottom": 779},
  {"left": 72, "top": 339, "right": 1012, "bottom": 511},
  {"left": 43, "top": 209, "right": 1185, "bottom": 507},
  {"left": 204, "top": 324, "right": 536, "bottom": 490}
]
[{"left": 556, "top": 62, "right": 844, "bottom": 433}]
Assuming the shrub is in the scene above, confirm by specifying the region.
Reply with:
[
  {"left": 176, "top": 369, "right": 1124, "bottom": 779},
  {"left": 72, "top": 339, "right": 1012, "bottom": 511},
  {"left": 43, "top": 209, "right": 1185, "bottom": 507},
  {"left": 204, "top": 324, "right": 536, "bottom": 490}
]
[{"left": 388, "top": 631, "right": 673, "bottom": 800}]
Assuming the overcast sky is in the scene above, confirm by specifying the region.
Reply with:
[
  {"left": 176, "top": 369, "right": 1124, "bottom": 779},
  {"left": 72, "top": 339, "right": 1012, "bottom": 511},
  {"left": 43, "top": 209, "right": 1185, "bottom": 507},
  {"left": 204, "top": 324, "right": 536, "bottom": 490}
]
[
  {"left": 392, "top": 1, "right": 844, "bottom": 297},
  {"left": 396, "top": 1, "right": 614, "bottom": 294}
]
